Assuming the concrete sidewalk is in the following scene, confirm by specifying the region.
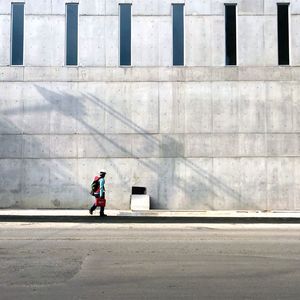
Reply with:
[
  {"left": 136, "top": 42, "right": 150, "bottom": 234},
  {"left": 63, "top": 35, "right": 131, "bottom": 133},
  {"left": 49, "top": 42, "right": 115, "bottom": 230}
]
[{"left": 0, "top": 209, "right": 300, "bottom": 223}]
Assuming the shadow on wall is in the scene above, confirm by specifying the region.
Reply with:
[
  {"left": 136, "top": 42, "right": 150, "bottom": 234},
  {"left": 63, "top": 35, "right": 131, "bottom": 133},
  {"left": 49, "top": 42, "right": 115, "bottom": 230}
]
[{"left": 0, "top": 83, "right": 251, "bottom": 209}]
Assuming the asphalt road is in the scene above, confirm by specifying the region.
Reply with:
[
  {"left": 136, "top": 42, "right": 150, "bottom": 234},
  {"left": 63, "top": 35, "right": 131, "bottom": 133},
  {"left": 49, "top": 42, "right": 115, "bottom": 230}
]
[{"left": 0, "top": 222, "right": 300, "bottom": 300}]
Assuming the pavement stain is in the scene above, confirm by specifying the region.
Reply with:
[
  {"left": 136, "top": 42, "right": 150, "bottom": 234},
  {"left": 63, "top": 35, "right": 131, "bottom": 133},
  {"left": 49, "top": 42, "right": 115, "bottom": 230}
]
[{"left": 0, "top": 247, "right": 85, "bottom": 287}]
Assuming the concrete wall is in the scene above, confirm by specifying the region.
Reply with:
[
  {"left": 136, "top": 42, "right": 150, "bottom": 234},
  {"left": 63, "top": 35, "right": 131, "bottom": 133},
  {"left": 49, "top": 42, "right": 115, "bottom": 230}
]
[{"left": 1, "top": 0, "right": 300, "bottom": 210}]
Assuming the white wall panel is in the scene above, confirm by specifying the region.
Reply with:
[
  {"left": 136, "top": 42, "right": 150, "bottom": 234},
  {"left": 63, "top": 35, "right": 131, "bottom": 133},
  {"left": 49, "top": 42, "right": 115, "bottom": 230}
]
[
  {"left": 25, "top": 16, "right": 64, "bottom": 66},
  {"left": 0, "top": 16, "right": 10, "bottom": 66},
  {"left": 79, "top": 16, "right": 105, "bottom": 66}
]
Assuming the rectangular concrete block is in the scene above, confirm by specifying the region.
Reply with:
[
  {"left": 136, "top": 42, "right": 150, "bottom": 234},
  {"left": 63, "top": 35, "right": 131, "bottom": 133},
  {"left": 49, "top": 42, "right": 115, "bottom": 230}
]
[
  {"left": 238, "top": 16, "right": 265, "bottom": 66},
  {"left": 131, "top": 134, "right": 160, "bottom": 158},
  {"left": 160, "top": 134, "right": 185, "bottom": 158},
  {"left": 105, "top": 16, "right": 119, "bottom": 67},
  {"left": 25, "top": 16, "right": 65, "bottom": 66},
  {"left": 132, "top": 0, "right": 182, "bottom": 16},
  {"left": 159, "top": 82, "right": 186, "bottom": 133},
  {"left": 294, "top": 158, "right": 300, "bottom": 209},
  {"left": 291, "top": 16, "right": 300, "bottom": 66},
  {"left": 78, "top": 134, "right": 132, "bottom": 158},
  {"left": 239, "top": 82, "right": 266, "bottom": 132},
  {"left": 51, "top": 0, "right": 68, "bottom": 15},
  {"left": 132, "top": 16, "right": 172, "bottom": 67},
  {"left": 26, "top": 0, "right": 52, "bottom": 15},
  {"left": 79, "top": 16, "right": 106, "bottom": 66},
  {"left": 239, "top": 134, "right": 266, "bottom": 156},
  {"left": 186, "top": 0, "right": 211, "bottom": 15},
  {"left": 185, "top": 67, "right": 212, "bottom": 81},
  {"left": 184, "top": 82, "right": 212, "bottom": 133},
  {"left": 0, "top": 83, "right": 24, "bottom": 134},
  {"left": 291, "top": 0, "right": 300, "bottom": 14},
  {"left": 132, "top": 0, "right": 159, "bottom": 15},
  {"left": 263, "top": 16, "right": 278, "bottom": 66},
  {"left": 157, "top": 158, "right": 186, "bottom": 209},
  {"left": 24, "top": 67, "right": 78, "bottom": 82},
  {"left": 0, "top": 159, "right": 22, "bottom": 208},
  {"left": 239, "top": 0, "right": 264, "bottom": 14},
  {"left": 79, "top": 0, "right": 106, "bottom": 15},
  {"left": 0, "top": 67, "right": 24, "bottom": 81},
  {"left": 49, "top": 159, "right": 78, "bottom": 187},
  {"left": 0, "top": 0, "right": 11, "bottom": 14},
  {"left": 131, "top": 194, "right": 150, "bottom": 210},
  {"left": 49, "top": 185, "right": 86, "bottom": 208},
  {"left": 266, "top": 82, "right": 293, "bottom": 132},
  {"left": 186, "top": 16, "right": 212, "bottom": 66},
  {"left": 23, "top": 159, "right": 51, "bottom": 186},
  {"left": 185, "top": 158, "right": 214, "bottom": 210},
  {"left": 22, "top": 185, "right": 51, "bottom": 208},
  {"left": 48, "top": 84, "right": 78, "bottom": 134},
  {"left": 104, "top": 0, "right": 119, "bottom": 16},
  {"left": 212, "top": 158, "right": 241, "bottom": 210},
  {"left": 22, "top": 135, "right": 50, "bottom": 158},
  {"left": 104, "top": 83, "right": 133, "bottom": 134},
  {"left": 0, "top": 135, "right": 22, "bottom": 158},
  {"left": 267, "top": 134, "right": 299, "bottom": 156},
  {"left": 131, "top": 83, "right": 159, "bottom": 134},
  {"left": 292, "top": 83, "right": 300, "bottom": 131},
  {"left": 240, "top": 158, "right": 267, "bottom": 210},
  {"left": 23, "top": 83, "right": 52, "bottom": 134},
  {"left": 212, "top": 134, "right": 240, "bottom": 157},
  {"left": 211, "top": 16, "right": 225, "bottom": 66},
  {"left": 212, "top": 82, "right": 239, "bottom": 132},
  {"left": 185, "top": 134, "right": 212, "bottom": 157},
  {"left": 211, "top": 67, "right": 239, "bottom": 81},
  {"left": 132, "top": 16, "right": 159, "bottom": 66},
  {"left": 76, "top": 83, "right": 106, "bottom": 134},
  {"left": 50, "top": 135, "right": 78, "bottom": 158},
  {"left": 0, "top": 16, "right": 10, "bottom": 66},
  {"left": 267, "top": 158, "right": 294, "bottom": 210}
]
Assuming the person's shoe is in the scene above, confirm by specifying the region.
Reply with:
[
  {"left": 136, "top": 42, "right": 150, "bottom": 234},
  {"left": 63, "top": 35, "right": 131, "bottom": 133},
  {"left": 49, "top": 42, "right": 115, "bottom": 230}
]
[
  {"left": 100, "top": 213, "right": 107, "bottom": 217},
  {"left": 89, "top": 208, "right": 93, "bottom": 215}
]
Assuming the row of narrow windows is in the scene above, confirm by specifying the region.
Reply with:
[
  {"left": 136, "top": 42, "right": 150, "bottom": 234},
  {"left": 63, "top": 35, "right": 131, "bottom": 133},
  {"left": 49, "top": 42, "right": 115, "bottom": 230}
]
[{"left": 10, "top": 2, "right": 290, "bottom": 67}]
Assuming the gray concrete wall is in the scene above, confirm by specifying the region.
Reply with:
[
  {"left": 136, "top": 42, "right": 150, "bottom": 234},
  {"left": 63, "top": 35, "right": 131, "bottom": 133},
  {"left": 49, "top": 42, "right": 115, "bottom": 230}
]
[{"left": 1, "top": 0, "right": 300, "bottom": 210}]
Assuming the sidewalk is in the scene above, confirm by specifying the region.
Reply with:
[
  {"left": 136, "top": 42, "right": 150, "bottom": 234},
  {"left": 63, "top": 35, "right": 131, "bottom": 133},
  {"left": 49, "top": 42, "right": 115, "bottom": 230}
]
[{"left": 0, "top": 209, "right": 300, "bottom": 223}]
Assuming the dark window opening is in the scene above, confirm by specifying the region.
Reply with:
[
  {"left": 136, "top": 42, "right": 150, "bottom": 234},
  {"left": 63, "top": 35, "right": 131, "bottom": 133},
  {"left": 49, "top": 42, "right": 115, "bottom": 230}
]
[
  {"left": 278, "top": 4, "right": 289, "bottom": 65},
  {"left": 120, "top": 4, "right": 131, "bottom": 66},
  {"left": 225, "top": 4, "right": 237, "bottom": 66},
  {"left": 66, "top": 3, "right": 78, "bottom": 66},
  {"left": 173, "top": 4, "right": 184, "bottom": 66},
  {"left": 11, "top": 3, "right": 24, "bottom": 65}
]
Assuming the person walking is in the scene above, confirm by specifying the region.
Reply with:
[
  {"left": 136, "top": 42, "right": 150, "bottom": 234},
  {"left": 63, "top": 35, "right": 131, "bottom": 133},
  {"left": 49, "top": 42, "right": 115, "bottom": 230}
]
[{"left": 89, "top": 170, "right": 107, "bottom": 217}]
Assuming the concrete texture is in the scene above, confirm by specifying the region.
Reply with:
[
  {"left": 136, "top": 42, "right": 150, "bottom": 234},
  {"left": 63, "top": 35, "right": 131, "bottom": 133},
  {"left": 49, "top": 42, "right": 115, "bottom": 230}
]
[
  {"left": 1, "top": 223, "right": 300, "bottom": 300},
  {"left": 1, "top": 0, "right": 300, "bottom": 210}
]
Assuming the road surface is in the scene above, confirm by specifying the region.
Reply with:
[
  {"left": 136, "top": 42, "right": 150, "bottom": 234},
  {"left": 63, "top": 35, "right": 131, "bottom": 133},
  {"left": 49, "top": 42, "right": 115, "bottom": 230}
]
[{"left": 0, "top": 222, "right": 300, "bottom": 300}]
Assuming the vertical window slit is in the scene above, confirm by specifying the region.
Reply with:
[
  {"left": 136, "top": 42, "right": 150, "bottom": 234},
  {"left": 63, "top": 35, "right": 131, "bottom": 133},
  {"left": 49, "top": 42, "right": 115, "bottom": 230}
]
[
  {"left": 278, "top": 3, "right": 290, "bottom": 65},
  {"left": 119, "top": 4, "right": 131, "bottom": 66},
  {"left": 173, "top": 4, "right": 184, "bottom": 66},
  {"left": 66, "top": 3, "right": 78, "bottom": 66},
  {"left": 225, "top": 4, "right": 237, "bottom": 66},
  {"left": 11, "top": 3, "right": 24, "bottom": 66}
]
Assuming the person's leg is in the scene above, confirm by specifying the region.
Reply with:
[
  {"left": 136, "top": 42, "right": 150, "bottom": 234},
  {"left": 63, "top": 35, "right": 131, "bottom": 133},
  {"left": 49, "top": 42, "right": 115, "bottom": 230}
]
[
  {"left": 100, "top": 205, "right": 107, "bottom": 217},
  {"left": 89, "top": 203, "right": 97, "bottom": 215}
]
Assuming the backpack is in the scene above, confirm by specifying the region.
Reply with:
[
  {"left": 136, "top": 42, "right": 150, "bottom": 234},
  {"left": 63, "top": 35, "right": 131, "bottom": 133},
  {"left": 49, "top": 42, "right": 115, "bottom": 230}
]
[{"left": 90, "top": 178, "right": 100, "bottom": 195}]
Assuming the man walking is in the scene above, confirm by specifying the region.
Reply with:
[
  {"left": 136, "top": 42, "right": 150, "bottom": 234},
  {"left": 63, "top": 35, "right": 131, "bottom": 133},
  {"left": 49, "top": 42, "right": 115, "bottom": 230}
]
[{"left": 89, "top": 170, "right": 107, "bottom": 217}]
